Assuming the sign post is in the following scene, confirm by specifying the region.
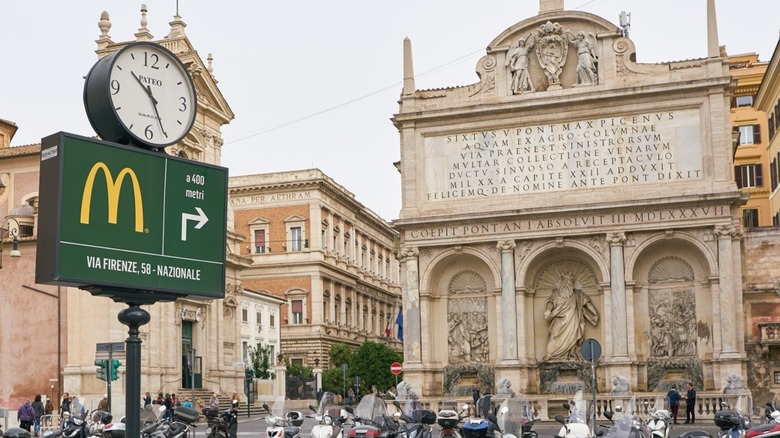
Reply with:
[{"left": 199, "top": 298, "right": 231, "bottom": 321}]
[
  {"left": 390, "top": 362, "right": 402, "bottom": 387},
  {"left": 581, "top": 338, "right": 602, "bottom": 436},
  {"left": 96, "top": 342, "right": 125, "bottom": 412}
]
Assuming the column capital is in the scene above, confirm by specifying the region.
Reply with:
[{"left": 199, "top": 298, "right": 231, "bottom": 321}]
[
  {"left": 606, "top": 232, "right": 626, "bottom": 245},
  {"left": 497, "top": 240, "right": 516, "bottom": 251},
  {"left": 399, "top": 246, "right": 419, "bottom": 261},
  {"left": 714, "top": 224, "right": 741, "bottom": 238}
]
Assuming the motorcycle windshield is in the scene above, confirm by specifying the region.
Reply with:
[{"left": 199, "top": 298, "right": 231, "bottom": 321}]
[
  {"left": 498, "top": 397, "right": 532, "bottom": 436},
  {"left": 607, "top": 398, "right": 637, "bottom": 438},
  {"left": 355, "top": 395, "right": 388, "bottom": 424},
  {"left": 140, "top": 405, "right": 158, "bottom": 426},
  {"left": 317, "top": 392, "right": 340, "bottom": 416},
  {"left": 569, "top": 391, "right": 588, "bottom": 424}
]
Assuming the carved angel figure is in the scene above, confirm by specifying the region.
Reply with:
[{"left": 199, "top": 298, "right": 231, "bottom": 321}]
[
  {"left": 505, "top": 33, "right": 537, "bottom": 94},
  {"left": 566, "top": 31, "right": 598, "bottom": 85}
]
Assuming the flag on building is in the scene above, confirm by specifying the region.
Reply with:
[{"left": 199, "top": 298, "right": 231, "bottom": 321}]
[
  {"left": 395, "top": 308, "right": 404, "bottom": 341},
  {"left": 385, "top": 320, "right": 391, "bottom": 337}
]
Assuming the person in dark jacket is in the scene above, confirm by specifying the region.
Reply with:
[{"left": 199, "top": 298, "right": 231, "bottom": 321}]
[
  {"left": 684, "top": 382, "right": 697, "bottom": 424},
  {"left": 667, "top": 385, "right": 681, "bottom": 424},
  {"left": 32, "top": 394, "right": 45, "bottom": 436},
  {"left": 18, "top": 400, "right": 36, "bottom": 432}
]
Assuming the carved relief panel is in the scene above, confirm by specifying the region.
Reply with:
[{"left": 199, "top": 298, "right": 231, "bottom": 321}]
[
  {"left": 447, "top": 270, "right": 490, "bottom": 364},
  {"left": 647, "top": 256, "right": 697, "bottom": 357}
]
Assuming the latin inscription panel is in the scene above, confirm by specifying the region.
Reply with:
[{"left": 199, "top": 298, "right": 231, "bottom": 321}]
[{"left": 422, "top": 109, "right": 702, "bottom": 203}]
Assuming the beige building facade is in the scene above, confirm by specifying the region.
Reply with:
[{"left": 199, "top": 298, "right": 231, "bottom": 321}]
[
  {"left": 229, "top": 169, "right": 402, "bottom": 373},
  {"left": 392, "top": 0, "right": 749, "bottom": 406}
]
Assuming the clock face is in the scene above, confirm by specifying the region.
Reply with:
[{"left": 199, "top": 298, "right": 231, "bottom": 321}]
[{"left": 84, "top": 42, "right": 197, "bottom": 148}]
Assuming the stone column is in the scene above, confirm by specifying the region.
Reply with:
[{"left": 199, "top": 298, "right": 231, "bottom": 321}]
[
  {"left": 498, "top": 240, "right": 519, "bottom": 362},
  {"left": 715, "top": 225, "right": 738, "bottom": 355},
  {"left": 606, "top": 232, "right": 628, "bottom": 359},
  {"left": 328, "top": 280, "right": 336, "bottom": 325},
  {"left": 399, "top": 246, "right": 421, "bottom": 362}
]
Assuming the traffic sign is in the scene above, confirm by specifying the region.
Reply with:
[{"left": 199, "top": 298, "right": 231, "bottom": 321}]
[
  {"left": 390, "top": 362, "right": 403, "bottom": 375},
  {"left": 36, "top": 132, "right": 227, "bottom": 299},
  {"left": 581, "top": 338, "right": 602, "bottom": 363}
]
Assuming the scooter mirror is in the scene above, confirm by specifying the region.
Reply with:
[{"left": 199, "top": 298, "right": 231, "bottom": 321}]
[
  {"left": 615, "top": 406, "right": 623, "bottom": 413},
  {"left": 721, "top": 402, "right": 729, "bottom": 408},
  {"left": 309, "top": 405, "right": 316, "bottom": 412},
  {"left": 344, "top": 406, "right": 354, "bottom": 414},
  {"left": 461, "top": 404, "right": 469, "bottom": 413},
  {"left": 500, "top": 407, "right": 509, "bottom": 415},
  {"left": 263, "top": 403, "right": 270, "bottom": 412},
  {"left": 554, "top": 414, "right": 566, "bottom": 425},
  {"left": 604, "top": 411, "right": 613, "bottom": 421},
  {"left": 488, "top": 414, "right": 498, "bottom": 425},
  {"left": 392, "top": 401, "right": 401, "bottom": 409},
  {"left": 563, "top": 403, "right": 571, "bottom": 410}
]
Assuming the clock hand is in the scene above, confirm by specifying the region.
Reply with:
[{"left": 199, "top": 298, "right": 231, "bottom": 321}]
[{"left": 145, "top": 85, "right": 168, "bottom": 138}]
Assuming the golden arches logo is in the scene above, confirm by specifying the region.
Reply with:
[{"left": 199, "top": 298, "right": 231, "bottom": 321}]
[{"left": 80, "top": 162, "right": 144, "bottom": 233}]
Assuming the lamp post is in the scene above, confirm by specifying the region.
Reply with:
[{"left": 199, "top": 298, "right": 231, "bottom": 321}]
[{"left": 0, "top": 216, "right": 22, "bottom": 269}]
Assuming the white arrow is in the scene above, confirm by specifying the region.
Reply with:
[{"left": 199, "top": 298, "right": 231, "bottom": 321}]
[{"left": 181, "top": 207, "right": 209, "bottom": 241}]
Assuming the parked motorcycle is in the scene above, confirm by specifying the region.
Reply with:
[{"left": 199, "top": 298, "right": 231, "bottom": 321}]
[
  {"left": 43, "top": 410, "right": 91, "bottom": 438},
  {"left": 89, "top": 411, "right": 113, "bottom": 437},
  {"left": 264, "top": 398, "right": 303, "bottom": 438},
  {"left": 437, "top": 404, "right": 468, "bottom": 438},
  {"left": 715, "top": 402, "right": 751, "bottom": 438},
  {"left": 309, "top": 392, "right": 350, "bottom": 438},
  {"left": 496, "top": 397, "right": 538, "bottom": 438},
  {"left": 393, "top": 402, "right": 435, "bottom": 438},
  {"left": 204, "top": 400, "right": 238, "bottom": 438},
  {"left": 601, "top": 402, "right": 646, "bottom": 438},
  {"left": 102, "top": 404, "right": 166, "bottom": 438},
  {"left": 348, "top": 395, "right": 394, "bottom": 438}
]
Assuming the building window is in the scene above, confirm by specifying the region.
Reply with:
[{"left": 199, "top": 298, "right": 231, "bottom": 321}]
[
  {"left": 291, "top": 358, "right": 304, "bottom": 367},
  {"left": 736, "top": 124, "right": 761, "bottom": 145},
  {"left": 735, "top": 95, "right": 754, "bottom": 107},
  {"left": 774, "top": 371, "right": 780, "bottom": 385},
  {"left": 242, "top": 308, "right": 248, "bottom": 322},
  {"left": 270, "top": 314, "right": 275, "bottom": 327},
  {"left": 254, "top": 229, "right": 267, "bottom": 253},
  {"left": 290, "top": 227, "right": 303, "bottom": 251},
  {"left": 291, "top": 299, "right": 304, "bottom": 324},
  {"left": 742, "top": 209, "right": 759, "bottom": 228},
  {"left": 256, "top": 311, "right": 262, "bottom": 327},
  {"left": 242, "top": 341, "right": 248, "bottom": 363},
  {"left": 735, "top": 164, "right": 763, "bottom": 188},
  {"left": 774, "top": 212, "right": 780, "bottom": 227}
]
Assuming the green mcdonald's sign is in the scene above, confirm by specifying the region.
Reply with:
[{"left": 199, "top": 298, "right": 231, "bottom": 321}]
[{"left": 36, "top": 132, "right": 227, "bottom": 299}]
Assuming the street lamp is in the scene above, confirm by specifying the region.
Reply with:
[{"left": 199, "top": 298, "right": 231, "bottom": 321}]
[{"left": 0, "top": 216, "right": 22, "bottom": 269}]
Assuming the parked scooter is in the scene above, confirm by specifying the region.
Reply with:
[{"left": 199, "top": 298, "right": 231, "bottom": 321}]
[
  {"left": 309, "top": 392, "right": 350, "bottom": 438},
  {"left": 206, "top": 400, "right": 239, "bottom": 438},
  {"left": 43, "top": 410, "right": 91, "bottom": 438},
  {"left": 601, "top": 401, "right": 647, "bottom": 438},
  {"left": 645, "top": 397, "right": 671, "bottom": 438},
  {"left": 436, "top": 404, "right": 468, "bottom": 438},
  {"left": 264, "top": 398, "right": 303, "bottom": 438},
  {"left": 495, "top": 397, "right": 538, "bottom": 438},
  {"left": 89, "top": 410, "right": 113, "bottom": 437},
  {"left": 149, "top": 405, "right": 199, "bottom": 438},
  {"left": 715, "top": 402, "right": 751, "bottom": 438},
  {"left": 348, "top": 395, "right": 395, "bottom": 438},
  {"left": 554, "top": 393, "right": 592, "bottom": 438},
  {"left": 392, "top": 400, "right": 435, "bottom": 438}
]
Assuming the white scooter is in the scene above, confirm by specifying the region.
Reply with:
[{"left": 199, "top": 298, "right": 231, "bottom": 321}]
[
  {"left": 264, "top": 397, "right": 303, "bottom": 438},
  {"left": 646, "top": 410, "right": 671, "bottom": 438},
  {"left": 554, "top": 395, "right": 591, "bottom": 438},
  {"left": 309, "top": 392, "right": 350, "bottom": 438}
]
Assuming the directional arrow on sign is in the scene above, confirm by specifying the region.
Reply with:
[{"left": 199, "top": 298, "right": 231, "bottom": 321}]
[{"left": 181, "top": 207, "right": 208, "bottom": 241}]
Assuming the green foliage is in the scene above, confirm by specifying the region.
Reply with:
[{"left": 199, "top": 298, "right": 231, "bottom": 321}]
[
  {"left": 248, "top": 344, "right": 272, "bottom": 379},
  {"left": 329, "top": 343, "right": 353, "bottom": 369},
  {"left": 350, "top": 341, "right": 402, "bottom": 395},
  {"left": 286, "top": 363, "right": 313, "bottom": 378},
  {"left": 322, "top": 367, "right": 346, "bottom": 395}
]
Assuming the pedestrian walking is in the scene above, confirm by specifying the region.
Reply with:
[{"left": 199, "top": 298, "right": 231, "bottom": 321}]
[
  {"left": 18, "top": 400, "right": 36, "bottom": 432},
  {"left": 32, "top": 395, "right": 45, "bottom": 436},
  {"left": 667, "top": 385, "right": 681, "bottom": 424},
  {"left": 44, "top": 399, "right": 53, "bottom": 428},
  {"left": 684, "top": 382, "right": 697, "bottom": 424}
]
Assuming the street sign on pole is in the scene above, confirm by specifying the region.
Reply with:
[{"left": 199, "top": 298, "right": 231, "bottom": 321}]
[
  {"left": 36, "top": 132, "right": 228, "bottom": 299},
  {"left": 390, "top": 362, "right": 402, "bottom": 375}
]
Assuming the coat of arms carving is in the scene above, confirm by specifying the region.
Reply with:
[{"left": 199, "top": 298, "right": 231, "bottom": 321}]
[{"left": 535, "top": 21, "right": 568, "bottom": 87}]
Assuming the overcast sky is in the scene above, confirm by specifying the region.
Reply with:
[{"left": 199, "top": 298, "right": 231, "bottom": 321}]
[{"left": 3, "top": 1, "right": 778, "bottom": 220}]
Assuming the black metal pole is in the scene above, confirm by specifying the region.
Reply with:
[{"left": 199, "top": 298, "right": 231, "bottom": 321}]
[
  {"left": 118, "top": 304, "right": 150, "bottom": 438},
  {"left": 107, "top": 348, "right": 113, "bottom": 412}
]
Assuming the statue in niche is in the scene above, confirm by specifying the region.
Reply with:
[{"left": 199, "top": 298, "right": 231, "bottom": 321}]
[
  {"left": 543, "top": 270, "right": 599, "bottom": 361},
  {"left": 506, "top": 33, "right": 537, "bottom": 94},
  {"left": 611, "top": 376, "right": 630, "bottom": 395},
  {"left": 724, "top": 374, "right": 745, "bottom": 394},
  {"left": 566, "top": 31, "right": 598, "bottom": 85},
  {"left": 496, "top": 378, "right": 516, "bottom": 398},
  {"left": 534, "top": 21, "right": 568, "bottom": 87}
]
